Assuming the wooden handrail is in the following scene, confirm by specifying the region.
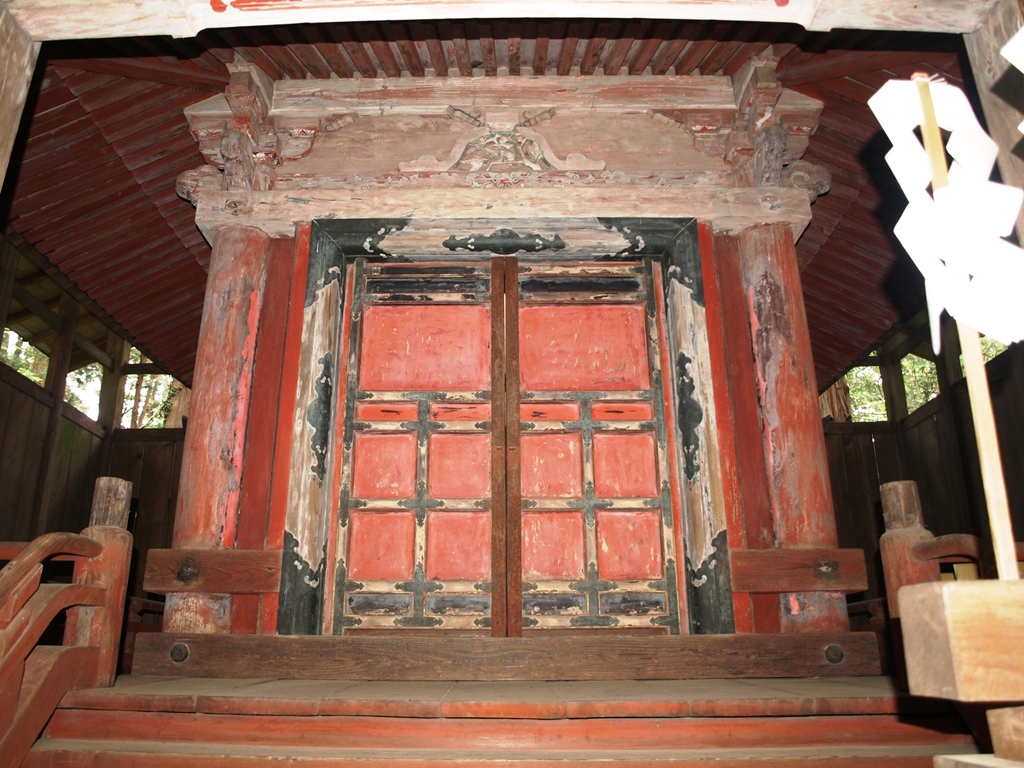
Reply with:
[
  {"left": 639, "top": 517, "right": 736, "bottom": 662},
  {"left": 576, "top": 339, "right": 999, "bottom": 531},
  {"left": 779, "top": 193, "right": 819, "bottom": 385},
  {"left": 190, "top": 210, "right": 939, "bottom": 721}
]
[
  {"left": 910, "top": 534, "right": 984, "bottom": 564},
  {"left": 0, "top": 477, "right": 132, "bottom": 768}
]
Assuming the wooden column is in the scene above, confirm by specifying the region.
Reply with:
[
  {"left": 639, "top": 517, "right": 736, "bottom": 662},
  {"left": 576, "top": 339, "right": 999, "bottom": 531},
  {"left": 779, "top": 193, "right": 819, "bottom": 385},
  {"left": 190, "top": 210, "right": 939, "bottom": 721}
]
[
  {"left": 97, "top": 333, "right": 129, "bottom": 472},
  {"left": 33, "top": 293, "right": 78, "bottom": 535},
  {"left": 164, "top": 225, "right": 272, "bottom": 633},
  {"left": 737, "top": 223, "right": 848, "bottom": 633},
  {"left": 0, "top": 8, "right": 38, "bottom": 190},
  {"left": 0, "top": 238, "right": 18, "bottom": 332}
]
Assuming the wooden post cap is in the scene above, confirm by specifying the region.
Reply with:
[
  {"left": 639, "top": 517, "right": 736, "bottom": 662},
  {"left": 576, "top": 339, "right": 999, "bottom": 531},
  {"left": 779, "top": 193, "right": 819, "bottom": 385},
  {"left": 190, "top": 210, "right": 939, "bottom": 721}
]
[{"left": 89, "top": 477, "right": 133, "bottom": 528}]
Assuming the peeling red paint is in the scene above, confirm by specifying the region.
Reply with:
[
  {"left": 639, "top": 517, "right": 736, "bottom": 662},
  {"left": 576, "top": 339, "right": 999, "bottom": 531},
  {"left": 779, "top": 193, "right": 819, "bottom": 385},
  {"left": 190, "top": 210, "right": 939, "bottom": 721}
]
[
  {"left": 221, "top": 289, "right": 262, "bottom": 549},
  {"left": 209, "top": 0, "right": 228, "bottom": 12},
  {"left": 775, "top": 0, "right": 789, "bottom": 7}
]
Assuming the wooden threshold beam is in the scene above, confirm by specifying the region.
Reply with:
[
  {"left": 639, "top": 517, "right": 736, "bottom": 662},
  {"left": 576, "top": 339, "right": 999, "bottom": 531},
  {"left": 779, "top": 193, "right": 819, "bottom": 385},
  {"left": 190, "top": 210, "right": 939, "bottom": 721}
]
[{"left": 134, "top": 632, "right": 881, "bottom": 680}]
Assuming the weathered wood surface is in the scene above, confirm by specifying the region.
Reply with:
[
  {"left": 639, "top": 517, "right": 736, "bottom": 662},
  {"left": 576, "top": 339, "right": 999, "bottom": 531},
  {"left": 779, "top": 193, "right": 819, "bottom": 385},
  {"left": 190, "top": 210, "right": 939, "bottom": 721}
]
[
  {"left": 193, "top": 188, "right": 812, "bottom": 245},
  {"left": 0, "top": 7, "right": 38, "bottom": 188},
  {"left": 144, "top": 549, "right": 280, "bottom": 594},
  {"left": 0, "top": 363, "right": 103, "bottom": 542},
  {"left": 737, "top": 223, "right": 845, "bottom": 633},
  {"left": 900, "top": 580, "right": 1024, "bottom": 701},
  {"left": 165, "top": 226, "right": 271, "bottom": 633},
  {"left": 825, "top": 422, "right": 901, "bottom": 602},
  {"left": 730, "top": 549, "right": 868, "bottom": 594},
  {"left": 106, "top": 429, "right": 184, "bottom": 598},
  {"left": 264, "top": 227, "right": 312, "bottom": 634},
  {"left": 88, "top": 477, "right": 131, "bottom": 528},
  {"left": 133, "top": 633, "right": 881, "bottom": 680},
  {"left": 936, "top": 757, "right": 1024, "bottom": 768},
  {"left": 989, "top": 706, "right": 1024, "bottom": 761},
  {"left": 5, "top": 0, "right": 997, "bottom": 42}
]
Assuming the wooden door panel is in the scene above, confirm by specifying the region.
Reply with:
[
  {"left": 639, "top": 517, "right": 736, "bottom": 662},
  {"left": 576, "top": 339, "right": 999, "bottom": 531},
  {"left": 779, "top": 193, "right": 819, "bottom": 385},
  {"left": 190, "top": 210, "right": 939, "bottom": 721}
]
[
  {"left": 519, "top": 304, "right": 651, "bottom": 391},
  {"left": 347, "top": 511, "right": 417, "bottom": 580},
  {"left": 427, "top": 433, "right": 491, "bottom": 499},
  {"left": 358, "top": 304, "right": 491, "bottom": 391},
  {"left": 425, "top": 511, "right": 492, "bottom": 581},
  {"left": 516, "top": 263, "right": 681, "bottom": 633},
  {"left": 595, "top": 511, "right": 664, "bottom": 580},
  {"left": 334, "top": 265, "right": 494, "bottom": 632},
  {"left": 350, "top": 433, "right": 418, "bottom": 499},
  {"left": 592, "top": 432, "right": 659, "bottom": 498},
  {"left": 521, "top": 432, "right": 583, "bottom": 498},
  {"left": 522, "top": 511, "right": 587, "bottom": 580}
]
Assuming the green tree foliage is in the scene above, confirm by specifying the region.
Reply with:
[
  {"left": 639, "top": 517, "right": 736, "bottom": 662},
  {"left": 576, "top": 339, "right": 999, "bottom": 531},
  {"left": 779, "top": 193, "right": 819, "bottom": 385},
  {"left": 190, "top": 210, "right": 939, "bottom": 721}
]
[
  {"left": 900, "top": 354, "right": 939, "bottom": 414},
  {"left": 121, "top": 348, "right": 187, "bottom": 428},
  {"left": 1, "top": 328, "right": 48, "bottom": 385},
  {"left": 846, "top": 366, "right": 887, "bottom": 422}
]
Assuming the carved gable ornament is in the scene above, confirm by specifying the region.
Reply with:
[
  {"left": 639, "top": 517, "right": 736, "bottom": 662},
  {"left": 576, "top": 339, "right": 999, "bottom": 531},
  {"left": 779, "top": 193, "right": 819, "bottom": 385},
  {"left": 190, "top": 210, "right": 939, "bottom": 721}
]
[
  {"left": 178, "top": 53, "right": 829, "bottom": 204},
  {"left": 398, "top": 107, "right": 605, "bottom": 174}
]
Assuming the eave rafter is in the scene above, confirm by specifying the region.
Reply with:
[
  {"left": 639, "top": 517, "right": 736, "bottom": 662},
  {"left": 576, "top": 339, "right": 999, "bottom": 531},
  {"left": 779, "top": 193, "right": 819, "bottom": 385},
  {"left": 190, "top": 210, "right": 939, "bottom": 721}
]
[{"left": 7, "top": 0, "right": 999, "bottom": 43}]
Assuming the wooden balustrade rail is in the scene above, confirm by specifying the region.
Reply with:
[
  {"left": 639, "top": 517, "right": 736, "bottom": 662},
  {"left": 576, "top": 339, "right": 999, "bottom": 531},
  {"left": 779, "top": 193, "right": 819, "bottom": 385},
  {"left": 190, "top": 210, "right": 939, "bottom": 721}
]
[{"left": 0, "top": 477, "right": 132, "bottom": 768}]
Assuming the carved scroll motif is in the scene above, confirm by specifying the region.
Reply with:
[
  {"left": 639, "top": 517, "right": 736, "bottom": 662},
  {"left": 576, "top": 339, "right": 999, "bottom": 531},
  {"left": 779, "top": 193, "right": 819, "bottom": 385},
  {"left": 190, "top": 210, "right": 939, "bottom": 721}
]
[{"left": 399, "top": 107, "right": 606, "bottom": 174}]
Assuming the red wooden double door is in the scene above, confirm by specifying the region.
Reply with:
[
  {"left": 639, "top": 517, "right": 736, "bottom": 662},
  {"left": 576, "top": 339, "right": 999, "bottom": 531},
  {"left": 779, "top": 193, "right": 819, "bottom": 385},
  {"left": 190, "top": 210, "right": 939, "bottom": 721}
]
[{"left": 326, "top": 257, "right": 686, "bottom": 635}]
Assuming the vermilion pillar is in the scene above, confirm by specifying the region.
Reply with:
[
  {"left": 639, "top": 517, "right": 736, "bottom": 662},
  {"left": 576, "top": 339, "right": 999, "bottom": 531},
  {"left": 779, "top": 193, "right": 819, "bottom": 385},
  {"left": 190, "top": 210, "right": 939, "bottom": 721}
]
[
  {"left": 738, "top": 223, "right": 848, "bottom": 633},
  {"left": 164, "top": 225, "right": 272, "bottom": 633}
]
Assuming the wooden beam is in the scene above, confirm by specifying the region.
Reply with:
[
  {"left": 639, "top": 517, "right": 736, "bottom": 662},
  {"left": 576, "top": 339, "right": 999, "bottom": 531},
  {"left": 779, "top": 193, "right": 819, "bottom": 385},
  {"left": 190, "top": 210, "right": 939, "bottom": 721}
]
[
  {"left": 2, "top": 230, "right": 144, "bottom": 368},
  {"left": 235, "top": 74, "right": 741, "bottom": 118},
  {"left": 6, "top": 0, "right": 997, "bottom": 43},
  {"left": 133, "top": 632, "right": 881, "bottom": 680},
  {"left": 9, "top": 282, "right": 113, "bottom": 370},
  {"left": 0, "top": 7, "right": 38, "bottom": 187},
  {"left": 989, "top": 706, "right": 1024, "bottom": 761},
  {"left": 0, "top": 237, "right": 18, "bottom": 333},
  {"left": 779, "top": 50, "right": 949, "bottom": 87},
  {"left": 144, "top": 549, "right": 281, "bottom": 594},
  {"left": 52, "top": 57, "right": 229, "bottom": 92},
  {"left": 731, "top": 548, "right": 868, "bottom": 593},
  {"left": 122, "top": 362, "right": 166, "bottom": 376},
  {"left": 901, "top": 580, "right": 1024, "bottom": 701},
  {"left": 194, "top": 188, "right": 813, "bottom": 245}
]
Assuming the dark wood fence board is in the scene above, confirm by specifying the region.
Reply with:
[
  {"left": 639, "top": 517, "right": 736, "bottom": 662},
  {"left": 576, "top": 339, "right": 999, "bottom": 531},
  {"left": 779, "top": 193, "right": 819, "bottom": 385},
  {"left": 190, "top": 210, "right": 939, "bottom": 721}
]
[
  {"left": 107, "top": 431, "right": 186, "bottom": 598},
  {"left": 134, "top": 632, "right": 881, "bottom": 680},
  {"left": 134, "top": 440, "right": 178, "bottom": 598}
]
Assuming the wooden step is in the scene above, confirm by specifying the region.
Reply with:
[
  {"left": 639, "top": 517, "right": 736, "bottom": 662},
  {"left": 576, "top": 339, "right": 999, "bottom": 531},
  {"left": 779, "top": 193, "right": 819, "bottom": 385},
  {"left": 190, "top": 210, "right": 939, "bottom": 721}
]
[
  {"left": 26, "top": 740, "right": 979, "bottom": 767},
  {"left": 28, "top": 676, "right": 977, "bottom": 767}
]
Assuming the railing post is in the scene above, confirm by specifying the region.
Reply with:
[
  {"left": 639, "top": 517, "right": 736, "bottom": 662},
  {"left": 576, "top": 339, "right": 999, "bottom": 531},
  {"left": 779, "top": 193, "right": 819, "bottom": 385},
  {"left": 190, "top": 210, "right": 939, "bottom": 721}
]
[
  {"left": 879, "top": 480, "right": 939, "bottom": 688},
  {"left": 63, "top": 477, "right": 133, "bottom": 687}
]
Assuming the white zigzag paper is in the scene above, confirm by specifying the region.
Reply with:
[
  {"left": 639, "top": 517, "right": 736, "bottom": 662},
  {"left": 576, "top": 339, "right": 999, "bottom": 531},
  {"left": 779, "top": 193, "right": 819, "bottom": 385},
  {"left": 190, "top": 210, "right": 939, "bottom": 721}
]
[{"left": 867, "top": 78, "right": 1024, "bottom": 353}]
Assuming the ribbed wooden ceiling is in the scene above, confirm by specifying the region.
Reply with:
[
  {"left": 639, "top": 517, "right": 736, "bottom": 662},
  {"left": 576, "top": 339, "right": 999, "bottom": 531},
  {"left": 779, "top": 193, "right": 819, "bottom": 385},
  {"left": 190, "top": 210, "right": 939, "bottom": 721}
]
[{"left": 1, "top": 19, "right": 965, "bottom": 388}]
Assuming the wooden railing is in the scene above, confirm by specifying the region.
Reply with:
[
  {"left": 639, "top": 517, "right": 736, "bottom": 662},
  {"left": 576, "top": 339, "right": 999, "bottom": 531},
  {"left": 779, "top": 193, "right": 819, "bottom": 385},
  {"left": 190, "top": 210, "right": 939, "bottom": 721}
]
[{"left": 0, "top": 477, "right": 132, "bottom": 767}]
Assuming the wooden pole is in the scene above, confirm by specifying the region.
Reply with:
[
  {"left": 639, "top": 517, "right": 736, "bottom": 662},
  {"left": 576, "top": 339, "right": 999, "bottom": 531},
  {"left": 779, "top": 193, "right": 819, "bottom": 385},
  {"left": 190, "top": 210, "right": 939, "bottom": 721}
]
[
  {"left": 33, "top": 292, "right": 78, "bottom": 535},
  {"left": 0, "top": 238, "right": 17, "bottom": 333},
  {"left": 164, "top": 225, "right": 272, "bottom": 633},
  {"left": 737, "top": 223, "right": 848, "bottom": 633},
  {"left": 915, "top": 75, "right": 1019, "bottom": 581}
]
